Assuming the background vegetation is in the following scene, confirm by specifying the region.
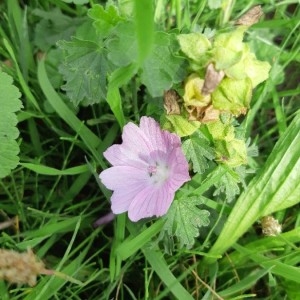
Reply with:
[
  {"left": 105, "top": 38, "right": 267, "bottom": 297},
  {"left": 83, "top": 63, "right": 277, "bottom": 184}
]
[{"left": 0, "top": 0, "right": 299, "bottom": 299}]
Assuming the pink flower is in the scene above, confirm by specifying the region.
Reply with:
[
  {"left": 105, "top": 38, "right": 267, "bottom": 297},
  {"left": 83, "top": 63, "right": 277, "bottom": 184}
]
[{"left": 99, "top": 116, "right": 190, "bottom": 222}]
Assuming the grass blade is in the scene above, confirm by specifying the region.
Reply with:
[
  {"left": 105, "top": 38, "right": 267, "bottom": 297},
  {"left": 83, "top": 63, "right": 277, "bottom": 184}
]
[{"left": 206, "top": 111, "right": 300, "bottom": 262}]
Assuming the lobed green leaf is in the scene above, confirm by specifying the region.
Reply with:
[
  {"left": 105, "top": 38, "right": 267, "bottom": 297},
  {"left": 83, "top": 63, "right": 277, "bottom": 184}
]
[
  {"left": 58, "top": 38, "right": 112, "bottom": 105},
  {"left": 161, "top": 196, "right": 210, "bottom": 249},
  {"left": 0, "top": 71, "right": 23, "bottom": 178},
  {"left": 182, "top": 131, "right": 215, "bottom": 173}
]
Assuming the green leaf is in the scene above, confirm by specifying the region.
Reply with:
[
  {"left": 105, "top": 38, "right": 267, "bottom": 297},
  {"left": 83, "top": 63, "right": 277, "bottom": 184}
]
[
  {"left": 37, "top": 59, "right": 107, "bottom": 169},
  {"left": 218, "top": 268, "right": 271, "bottom": 298},
  {"left": 0, "top": 71, "right": 23, "bottom": 179},
  {"left": 182, "top": 131, "right": 215, "bottom": 173},
  {"left": 143, "top": 248, "right": 194, "bottom": 300},
  {"left": 107, "top": 24, "right": 187, "bottom": 97},
  {"left": 141, "top": 32, "right": 187, "bottom": 97},
  {"left": 88, "top": 4, "right": 122, "bottom": 38},
  {"left": 116, "top": 219, "right": 164, "bottom": 260},
  {"left": 58, "top": 38, "right": 112, "bottom": 105},
  {"left": 106, "top": 63, "right": 138, "bottom": 127},
  {"left": 213, "top": 166, "right": 241, "bottom": 202},
  {"left": 20, "top": 163, "right": 89, "bottom": 176},
  {"left": 212, "top": 77, "right": 252, "bottom": 115},
  {"left": 206, "top": 118, "right": 235, "bottom": 141},
  {"left": 233, "top": 244, "right": 300, "bottom": 284},
  {"left": 206, "top": 111, "right": 300, "bottom": 263},
  {"left": 162, "top": 196, "right": 210, "bottom": 248},
  {"left": 106, "top": 21, "right": 138, "bottom": 66},
  {"left": 33, "top": 8, "right": 84, "bottom": 51}
]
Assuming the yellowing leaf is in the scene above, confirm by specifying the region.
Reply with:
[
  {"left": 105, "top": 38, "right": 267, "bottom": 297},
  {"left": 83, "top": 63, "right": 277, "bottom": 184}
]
[
  {"left": 206, "top": 119, "right": 235, "bottom": 141},
  {"left": 225, "top": 52, "right": 271, "bottom": 88},
  {"left": 183, "top": 74, "right": 211, "bottom": 107},
  {"left": 162, "top": 114, "right": 200, "bottom": 137},
  {"left": 212, "top": 77, "right": 252, "bottom": 116},
  {"left": 212, "top": 27, "right": 247, "bottom": 70},
  {"left": 177, "top": 33, "right": 211, "bottom": 63},
  {"left": 214, "top": 139, "right": 248, "bottom": 167}
]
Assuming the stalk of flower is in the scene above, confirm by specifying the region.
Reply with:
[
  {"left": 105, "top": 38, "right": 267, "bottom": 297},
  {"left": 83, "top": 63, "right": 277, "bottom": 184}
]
[{"left": 99, "top": 116, "right": 190, "bottom": 222}]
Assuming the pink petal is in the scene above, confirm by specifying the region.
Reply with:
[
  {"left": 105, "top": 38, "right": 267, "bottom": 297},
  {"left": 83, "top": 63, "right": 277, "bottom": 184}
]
[
  {"left": 128, "top": 185, "right": 174, "bottom": 221},
  {"left": 99, "top": 166, "right": 148, "bottom": 190},
  {"left": 110, "top": 183, "right": 147, "bottom": 213},
  {"left": 121, "top": 122, "right": 152, "bottom": 154},
  {"left": 167, "top": 148, "right": 190, "bottom": 188},
  {"left": 139, "top": 117, "right": 168, "bottom": 152},
  {"left": 103, "top": 144, "right": 147, "bottom": 168}
]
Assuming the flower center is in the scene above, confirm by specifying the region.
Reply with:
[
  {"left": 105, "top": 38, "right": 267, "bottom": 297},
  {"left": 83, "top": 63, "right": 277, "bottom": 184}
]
[{"left": 147, "top": 163, "right": 169, "bottom": 186}]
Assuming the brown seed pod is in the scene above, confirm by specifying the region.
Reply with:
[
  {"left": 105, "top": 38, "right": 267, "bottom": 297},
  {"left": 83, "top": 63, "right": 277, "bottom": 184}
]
[
  {"left": 163, "top": 90, "right": 181, "bottom": 115},
  {"left": 201, "top": 63, "right": 225, "bottom": 96},
  {"left": 235, "top": 5, "right": 263, "bottom": 26}
]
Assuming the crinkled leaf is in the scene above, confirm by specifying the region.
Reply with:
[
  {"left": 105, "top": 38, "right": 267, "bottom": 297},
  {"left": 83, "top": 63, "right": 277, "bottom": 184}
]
[
  {"left": 162, "top": 196, "right": 210, "bottom": 249},
  {"left": 162, "top": 114, "right": 200, "bottom": 137},
  {"left": 212, "top": 27, "right": 247, "bottom": 70},
  {"left": 213, "top": 166, "right": 241, "bottom": 202},
  {"left": 33, "top": 8, "right": 85, "bottom": 51},
  {"left": 214, "top": 139, "right": 248, "bottom": 167},
  {"left": 58, "top": 38, "right": 112, "bottom": 105},
  {"left": 212, "top": 77, "right": 252, "bottom": 115},
  {"left": 177, "top": 33, "right": 211, "bottom": 64},
  {"left": 225, "top": 52, "right": 271, "bottom": 88},
  {"left": 206, "top": 120, "right": 248, "bottom": 167},
  {"left": 141, "top": 32, "right": 187, "bottom": 97},
  {"left": 0, "top": 71, "right": 23, "bottom": 178},
  {"left": 212, "top": 47, "right": 244, "bottom": 71},
  {"left": 206, "top": 119, "right": 235, "bottom": 141},
  {"left": 88, "top": 4, "right": 123, "bottom": 38},
  {"left": 182, "top": 132, "right": 215, "bottom": 173}
]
